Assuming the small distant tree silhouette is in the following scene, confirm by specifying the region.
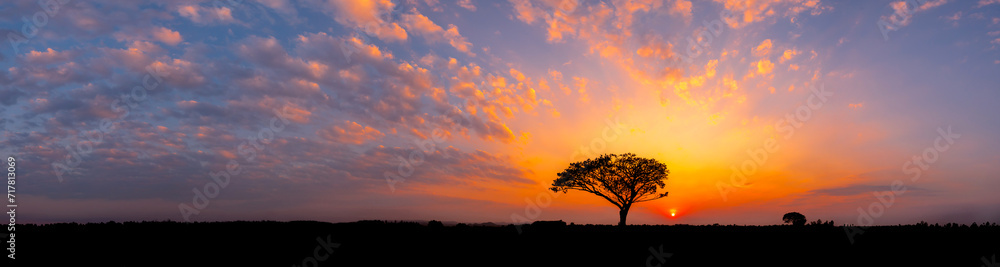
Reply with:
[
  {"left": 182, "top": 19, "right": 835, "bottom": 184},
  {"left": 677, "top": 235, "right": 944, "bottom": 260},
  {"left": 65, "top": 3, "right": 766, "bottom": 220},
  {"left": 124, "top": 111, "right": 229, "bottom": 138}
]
[
  {"left": 551, "top": 153, "right": 670, "bottom": 226},
  {"left": 782, "top": 212, "right": 807, "bottom": 226}
]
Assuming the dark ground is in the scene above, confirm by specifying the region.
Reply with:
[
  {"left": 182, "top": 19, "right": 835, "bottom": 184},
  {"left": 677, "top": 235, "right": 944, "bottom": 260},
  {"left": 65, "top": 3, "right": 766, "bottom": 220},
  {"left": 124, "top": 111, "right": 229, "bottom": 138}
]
[{"left": 5, "top": 220, "right": 999, "bottom": 266}]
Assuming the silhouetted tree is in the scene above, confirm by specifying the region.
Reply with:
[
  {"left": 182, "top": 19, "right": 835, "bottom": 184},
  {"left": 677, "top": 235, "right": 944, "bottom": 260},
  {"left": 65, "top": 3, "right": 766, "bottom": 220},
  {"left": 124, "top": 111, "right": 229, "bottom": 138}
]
[
  {"left": 427, "top": 220, "right": 443, "bottom": 229},
  {"left": 550, "top": 153, "right": 670, "bottom": 226},
  {"left": 782, "top": 212, "right": 806, "bottom": 226}
]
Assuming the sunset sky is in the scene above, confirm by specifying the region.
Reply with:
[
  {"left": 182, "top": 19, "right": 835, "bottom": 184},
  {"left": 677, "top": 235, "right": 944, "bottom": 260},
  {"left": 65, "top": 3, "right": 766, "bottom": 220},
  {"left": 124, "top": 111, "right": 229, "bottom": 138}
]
[{"left": 2, "top": 0, "right": 999, "bottom": 226}]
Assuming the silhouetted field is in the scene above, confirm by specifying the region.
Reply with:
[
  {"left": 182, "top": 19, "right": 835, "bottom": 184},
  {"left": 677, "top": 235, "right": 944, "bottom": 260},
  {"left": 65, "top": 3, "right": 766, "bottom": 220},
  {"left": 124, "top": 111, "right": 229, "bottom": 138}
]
[{"left": 8, "top": 220, "right": 999, "bottom": 266}]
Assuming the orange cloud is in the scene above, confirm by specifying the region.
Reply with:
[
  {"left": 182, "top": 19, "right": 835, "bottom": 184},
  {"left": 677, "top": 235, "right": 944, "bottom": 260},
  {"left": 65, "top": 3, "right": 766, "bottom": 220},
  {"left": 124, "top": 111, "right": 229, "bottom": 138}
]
[
  {"left": 218, "top": 150, "right": 237, "bottom": 159},
  {"left": 341, "top": 35, "right": 395, "bottom": 60},
  {"left": 636, "top": 36, "right": 675, "bottom": 60},
  {"left": 756, "top": 59, "right": 774, "bottom": 75},
  {"left": 753, "top": 39, "right": 773, "bottom": 57},
  {"left": 669, "top": 0, "right": 693, "bottom": 18},
  {"left": 705, "top": 59, "right": 719, "bottom": 78},
  {"left": 780, "top": 49, "right": 800, "bottom": 63},
  {"left": 400, "top": 10, "right": 476, "bottom": 56},
  {"left": 712, "top": 0, "right": 828, "bottom": 28},
  {"left": 881, "top": 0, "right": 947, "bottom": 28},
  {"left": 445, "top": 25, "right": 475, "bottom": 56},
  {"left": 510, "top": 68, "right": 526, "bottom": 82},
  {"left": 510, "top": 0, "right": 544, "bottom": 24},
  {"left": 574, "top": 76, "right": 590, "bottom": 103},
  {"left": 317, "top": 121, "right": 385, "bottom": 144},
  {"left": 269, "top": 98, "right": 312, "bottom": 123},
  {"left": 327, "top": 0, "right": 408, "bottom": 42},
  {"left": 401, "top": 10, "right": 445, "bottom": 35}
]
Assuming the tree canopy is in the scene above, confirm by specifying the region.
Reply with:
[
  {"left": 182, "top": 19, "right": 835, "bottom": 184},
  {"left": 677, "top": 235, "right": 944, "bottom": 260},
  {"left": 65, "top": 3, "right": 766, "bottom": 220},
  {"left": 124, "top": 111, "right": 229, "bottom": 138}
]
[
  {"left": 782, "top": 212, "right": 807, "bottom": 226},
  {"left": 551, "top": 153, "right": 670, "bottom": 226}
]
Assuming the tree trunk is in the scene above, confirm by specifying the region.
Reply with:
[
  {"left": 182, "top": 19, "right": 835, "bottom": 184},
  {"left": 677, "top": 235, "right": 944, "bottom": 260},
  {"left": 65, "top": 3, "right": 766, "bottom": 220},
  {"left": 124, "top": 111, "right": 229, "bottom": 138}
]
[{"left": 618, "top": 205, "right": 630, "bottom": 226}]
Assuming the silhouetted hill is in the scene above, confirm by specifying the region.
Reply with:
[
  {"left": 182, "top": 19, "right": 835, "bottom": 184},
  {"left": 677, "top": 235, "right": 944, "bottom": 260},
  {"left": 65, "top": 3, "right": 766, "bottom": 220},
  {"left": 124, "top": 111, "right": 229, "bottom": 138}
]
[{"left": 6, "top": 220, "right": 999, "bottom": 266}]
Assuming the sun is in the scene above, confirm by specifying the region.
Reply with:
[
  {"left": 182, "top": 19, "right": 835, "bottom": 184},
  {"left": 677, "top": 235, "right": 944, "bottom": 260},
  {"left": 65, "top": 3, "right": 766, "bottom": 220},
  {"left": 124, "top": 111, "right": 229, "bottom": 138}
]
[{"left": 669, "top": 209, "right": 677, "bottom": 217}]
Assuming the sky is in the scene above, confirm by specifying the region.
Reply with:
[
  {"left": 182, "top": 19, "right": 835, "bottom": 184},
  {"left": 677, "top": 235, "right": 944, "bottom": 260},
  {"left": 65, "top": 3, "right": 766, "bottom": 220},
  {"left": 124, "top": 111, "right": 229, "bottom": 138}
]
[{"left": 1, "top": 0, "right": 999, "bottom": 226}]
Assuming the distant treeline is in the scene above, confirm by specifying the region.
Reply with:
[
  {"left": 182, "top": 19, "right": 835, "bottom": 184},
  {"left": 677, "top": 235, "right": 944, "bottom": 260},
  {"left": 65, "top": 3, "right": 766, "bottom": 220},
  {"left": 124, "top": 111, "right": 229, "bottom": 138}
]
[{"left": 16, "top": 218, "right": 1000, "bottom": 231}]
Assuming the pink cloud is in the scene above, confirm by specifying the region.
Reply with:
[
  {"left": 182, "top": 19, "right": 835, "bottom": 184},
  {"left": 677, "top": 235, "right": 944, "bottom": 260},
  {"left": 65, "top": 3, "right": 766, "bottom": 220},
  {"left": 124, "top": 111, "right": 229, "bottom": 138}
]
[
  {"left": 23, "top": 48, "right": 77, "bottom": 65},
  {"left": 152, "top": 27, "right": 183, "bottom": 46},
  {"left": 177, "top": 5, "right": 237, "bottom": 24}
]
